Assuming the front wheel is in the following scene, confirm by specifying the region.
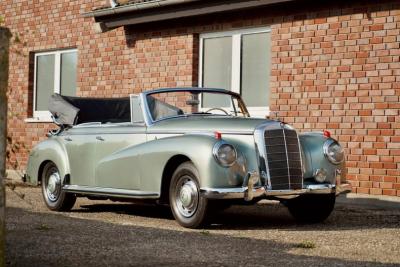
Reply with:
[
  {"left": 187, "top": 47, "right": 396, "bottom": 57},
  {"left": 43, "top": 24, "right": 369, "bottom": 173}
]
[
  {"left": 169, "top": 162, "right": 209, "bottom": 228},
  {"left": 41, "top": 162, "right": 76, "bottom": 211},
  {"left": 286, "top": 194, "right": 336, "bottom": 223}
]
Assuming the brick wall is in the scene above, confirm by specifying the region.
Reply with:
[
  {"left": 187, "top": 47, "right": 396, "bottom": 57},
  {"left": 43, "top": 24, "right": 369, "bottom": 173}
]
[
  {"left": 0, "top": 0, "right": 399, "bottom": 196},
  {"left": 269, "top": 1, "right": 400, "bottom": 196}
]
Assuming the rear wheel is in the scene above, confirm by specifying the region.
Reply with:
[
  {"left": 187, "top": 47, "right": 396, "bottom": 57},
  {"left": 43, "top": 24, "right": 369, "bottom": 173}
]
[
  {"left": 169, "top": 162, "right": 209, "bottom": 228},
  {"left": 41, "top": 162, "right": 76, "bottom": 211},
  {"left": 286, "top": 194, "right": 336, "bottom": 223}
]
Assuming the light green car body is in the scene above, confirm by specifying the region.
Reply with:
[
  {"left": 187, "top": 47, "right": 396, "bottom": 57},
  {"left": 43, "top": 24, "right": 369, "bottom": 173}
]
[{"left": 26, "top": 88, "right": 350, "bottom": 203}]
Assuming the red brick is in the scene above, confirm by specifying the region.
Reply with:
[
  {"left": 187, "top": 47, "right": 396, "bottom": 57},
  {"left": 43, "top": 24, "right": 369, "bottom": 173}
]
[{"left": 382, "top": 189, "right": 396, "bottom": 196}]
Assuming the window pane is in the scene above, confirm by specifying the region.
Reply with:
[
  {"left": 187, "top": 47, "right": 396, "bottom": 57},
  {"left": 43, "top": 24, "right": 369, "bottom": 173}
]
[
  {"left": 36, "top": 54, "right": 55, "bottom": 111},
  {"left": 241, "top": 32, "right": 270, "bottom": 106},
  {"left": 202, "top": 36, "right": 232, "bottom": 107},
  {"left": 60, "top": 52, "right": 77, "bottom": 96}
]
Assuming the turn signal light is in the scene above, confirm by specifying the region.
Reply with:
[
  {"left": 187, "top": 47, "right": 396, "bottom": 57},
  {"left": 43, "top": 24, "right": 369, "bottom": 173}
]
[
  {"left": 214, "top": 131, "right": 222, "bottom": 140},
  {"left": 323, "top": 130, "right": 331, "bottom": 138}
]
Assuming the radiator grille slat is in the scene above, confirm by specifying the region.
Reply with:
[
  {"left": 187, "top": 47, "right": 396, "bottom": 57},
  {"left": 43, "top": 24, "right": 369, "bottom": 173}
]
[{"left": 264, "top": 127, "right": 303, "bottom": 190}]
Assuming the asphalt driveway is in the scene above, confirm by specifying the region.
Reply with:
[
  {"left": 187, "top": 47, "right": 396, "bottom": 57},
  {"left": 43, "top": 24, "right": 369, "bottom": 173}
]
[{"left": 5, "top": 185, "right": 400, "bottom": 266}]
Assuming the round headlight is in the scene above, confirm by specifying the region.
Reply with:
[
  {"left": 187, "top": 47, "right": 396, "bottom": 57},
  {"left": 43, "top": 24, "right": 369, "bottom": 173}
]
[
  {"left": 323, "top": 139, "right": 344, "bottom": 164},
  {"left": 213, "top": 141, "right": 237, "bottom": 167}
]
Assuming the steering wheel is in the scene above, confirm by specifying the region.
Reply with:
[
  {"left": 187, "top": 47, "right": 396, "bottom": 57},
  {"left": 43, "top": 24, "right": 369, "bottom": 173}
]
[{"left": 204, "top": 107, "right": 229, "bottom": 115}]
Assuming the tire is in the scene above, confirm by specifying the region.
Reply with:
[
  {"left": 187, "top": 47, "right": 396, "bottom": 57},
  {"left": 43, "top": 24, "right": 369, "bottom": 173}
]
[
  {"left": 41, "top": 162, "right": 76, "bottom": 211},
  {"left": 286, "top": 194, "right": 336, "bottom": 223},
  {"left": 169, "top": 162, "right": 209, "bottom": 228}
]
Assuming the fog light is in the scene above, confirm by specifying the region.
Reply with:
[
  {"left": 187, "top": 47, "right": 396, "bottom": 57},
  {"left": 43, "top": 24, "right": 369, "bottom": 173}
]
[{"left": 315, "top": 168, "right": 327, "bottom": 183}]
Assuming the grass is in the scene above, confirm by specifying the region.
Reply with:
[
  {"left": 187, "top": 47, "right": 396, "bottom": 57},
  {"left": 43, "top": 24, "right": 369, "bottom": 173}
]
[
  {"left": 200, "top": 230, "right": 211, "bottom": 236},
  {"left": 36, "top": 224, "right": 52, "bottom": 231},
  {"left": 295, "top": 240, "right": 316, "bottom": 249}
]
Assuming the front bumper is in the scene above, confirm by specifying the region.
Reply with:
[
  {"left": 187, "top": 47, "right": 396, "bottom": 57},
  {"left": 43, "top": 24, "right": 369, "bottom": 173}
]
[{"left": 200, "top": 173, "right": 352, "bottom": 201}]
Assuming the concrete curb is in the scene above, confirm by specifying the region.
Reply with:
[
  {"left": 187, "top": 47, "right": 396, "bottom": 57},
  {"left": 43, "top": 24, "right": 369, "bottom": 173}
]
[
  {"left": 5, "top": 170, "right": 24, "bottom": 182},
  {"left": 337, "top": 193, "right": 400, "bottom": 210}
]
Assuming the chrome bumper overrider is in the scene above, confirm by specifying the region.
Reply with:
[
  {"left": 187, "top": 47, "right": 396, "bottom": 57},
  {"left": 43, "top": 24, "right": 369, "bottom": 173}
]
[{"left": 200, "top": 172, "right": 352, "bottom": 201}]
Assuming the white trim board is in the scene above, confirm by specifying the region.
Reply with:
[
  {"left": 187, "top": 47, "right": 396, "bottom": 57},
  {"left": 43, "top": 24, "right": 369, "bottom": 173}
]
[
  {"left": 31, "top": 48, "right": 78, "bottom": 122},
  {"left": 199, "top": 27, "right": 271, "bottom": 118}
]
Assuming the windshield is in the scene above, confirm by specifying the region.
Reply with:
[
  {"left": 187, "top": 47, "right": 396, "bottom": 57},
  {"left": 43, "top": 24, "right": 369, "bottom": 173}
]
[{"left": 145, "top": 90, "right": 249, "bottom": 122}]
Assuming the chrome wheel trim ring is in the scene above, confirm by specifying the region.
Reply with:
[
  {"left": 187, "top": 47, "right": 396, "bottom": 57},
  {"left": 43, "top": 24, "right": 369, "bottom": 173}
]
[
  {"left": 175, "top": 176, "right": 199, "bottom": 218},
  {"left": 45, "top": 168, "right": 61, "bottom": 202}
]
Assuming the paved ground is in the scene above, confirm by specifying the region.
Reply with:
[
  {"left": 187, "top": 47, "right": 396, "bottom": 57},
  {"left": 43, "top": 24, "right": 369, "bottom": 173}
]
[{"left": 5, "top": 185, "right": 400, "bottom": 267}]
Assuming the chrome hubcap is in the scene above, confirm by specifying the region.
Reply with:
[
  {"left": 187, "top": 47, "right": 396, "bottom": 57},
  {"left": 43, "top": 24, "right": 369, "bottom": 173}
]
[
  {"left": 175, "top": 177, "right": 198, "bottom": 218},
  {"left": 46, "top": 170, "right": 61, "bottom": 202}
]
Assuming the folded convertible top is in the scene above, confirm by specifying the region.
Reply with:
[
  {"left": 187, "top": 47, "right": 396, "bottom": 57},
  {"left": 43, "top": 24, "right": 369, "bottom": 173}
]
[{"left": 48, "top": 94, "right": 131, "bottom": 126}]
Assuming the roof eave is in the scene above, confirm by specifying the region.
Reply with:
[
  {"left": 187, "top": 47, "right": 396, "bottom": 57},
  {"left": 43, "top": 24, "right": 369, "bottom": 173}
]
[
  {"left": 83, "top": 0, "right": 201, "bottom": 18},
  {"left": 84, "top": 0, "right": 296, "bottom": 31}
]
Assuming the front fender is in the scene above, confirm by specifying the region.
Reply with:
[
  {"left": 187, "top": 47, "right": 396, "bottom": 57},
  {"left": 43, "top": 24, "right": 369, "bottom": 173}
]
[
  {"left": 97, "top": 134, "right": 247, "bottom": 194},
  {"left": 299, "top": 132, "right": 346, "bottom": 184},
  {"left": 25, "top": 137, "right": 69, "bottom": 185}
]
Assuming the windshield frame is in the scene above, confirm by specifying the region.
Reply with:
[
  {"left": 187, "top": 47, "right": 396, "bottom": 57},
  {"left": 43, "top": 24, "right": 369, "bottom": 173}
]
[{"left": 140, "top": 88, "right": 250, "bottom": 126}]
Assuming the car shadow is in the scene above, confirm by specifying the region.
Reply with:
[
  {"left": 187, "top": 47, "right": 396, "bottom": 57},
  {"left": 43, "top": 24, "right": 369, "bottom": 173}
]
[
  {"left": 6, "top": 206, "right": 399, "bottom": 267},
  {"left": 208, "top": 202, "right": 400, "bottom": 231},
  {"left": 75, "top": 202, "right": 175, "bottom": 220},
  {"left": 71, "top": 200, "right": 400, "bottom": 232}
]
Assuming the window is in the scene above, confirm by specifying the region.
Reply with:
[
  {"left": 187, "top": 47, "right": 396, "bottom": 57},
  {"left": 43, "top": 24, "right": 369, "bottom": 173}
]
[
  {"left": 199, "top": 28, "right": 271, "bottom": 118},
  {"left": 32, "top": 49, "right": 77, "bottom": 121}
]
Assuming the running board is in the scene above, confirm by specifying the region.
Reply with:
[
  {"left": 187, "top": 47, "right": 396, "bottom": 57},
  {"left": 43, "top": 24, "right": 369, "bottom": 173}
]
[{"left": 63, "top": 185, "right": 159, "bottom": 199}]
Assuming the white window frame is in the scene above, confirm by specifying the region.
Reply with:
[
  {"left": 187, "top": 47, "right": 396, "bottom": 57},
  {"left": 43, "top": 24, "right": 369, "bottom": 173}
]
[
  {"left": 199, "top": 27, "right": 271, "bottom": 118},
  {"left": 29, "top": 48, "right": 78, "bottom": 122}
]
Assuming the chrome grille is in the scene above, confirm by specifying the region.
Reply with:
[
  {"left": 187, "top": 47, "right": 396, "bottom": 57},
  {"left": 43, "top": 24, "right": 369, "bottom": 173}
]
[{"left": 264, "top": 126, "right": 303, "bottom": 190}]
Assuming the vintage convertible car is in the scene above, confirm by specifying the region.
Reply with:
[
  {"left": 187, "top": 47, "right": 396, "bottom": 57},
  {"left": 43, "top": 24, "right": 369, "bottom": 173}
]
[{"left": 26, "top": 87, "right": 351, "bottom": 228}]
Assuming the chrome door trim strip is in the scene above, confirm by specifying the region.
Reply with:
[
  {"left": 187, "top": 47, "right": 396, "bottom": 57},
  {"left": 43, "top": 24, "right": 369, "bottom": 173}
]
[
  {"left": 147, "top": 130, "right": 254, "bottom": 135},
  {"left": 62, "top": 130, "right": 253, "bottom": 136},
  {"left": 61, "top": 131, "right": 146, "bottom": 136},
  {"left": 63, "top": 185, "right": 159, "bottom": 199}
]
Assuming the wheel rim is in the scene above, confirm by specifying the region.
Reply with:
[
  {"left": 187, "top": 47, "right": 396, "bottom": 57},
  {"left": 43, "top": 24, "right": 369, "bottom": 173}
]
[
  {"left": 45, "top": 167, "right": 61, "bottom": 202},
  {"left": 175, "top": 175, "right": 199, "bottom": 218}
]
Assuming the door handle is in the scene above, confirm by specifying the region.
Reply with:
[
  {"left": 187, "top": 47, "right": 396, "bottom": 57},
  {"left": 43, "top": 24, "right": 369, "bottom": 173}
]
[
  {"left": 96, "top": 136, "right": 105, "bottom": 141},
  {"left": 64, "top": 137, "right": 72, "bottom": 142}
]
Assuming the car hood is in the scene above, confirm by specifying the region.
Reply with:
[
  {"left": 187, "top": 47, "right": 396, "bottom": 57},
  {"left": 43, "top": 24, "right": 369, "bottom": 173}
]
[{"left": 147, "top": 116, "right": 274, "bottom": 134}]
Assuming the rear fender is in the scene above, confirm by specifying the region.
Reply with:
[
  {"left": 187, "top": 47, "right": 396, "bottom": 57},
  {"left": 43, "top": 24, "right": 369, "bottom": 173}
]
[{"left": 25, "top": 137, "right": 69, "bottom": 185}]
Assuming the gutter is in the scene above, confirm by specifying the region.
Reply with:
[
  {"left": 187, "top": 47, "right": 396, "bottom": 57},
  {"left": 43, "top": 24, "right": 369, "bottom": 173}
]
[
  {"left": 83, "top": 0, "right": 202, "bottom": 18},
  {"left": 85, "top": 0, "right": 296, "bottom": 31}
]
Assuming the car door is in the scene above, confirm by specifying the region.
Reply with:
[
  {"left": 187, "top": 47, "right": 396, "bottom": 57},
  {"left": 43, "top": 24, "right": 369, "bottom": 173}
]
[
  {"left": 93, "top": 123, "right": 147, "bottom": 190},
  {"left": 62, "top": 125, "right": 99, "bottom": 186}
]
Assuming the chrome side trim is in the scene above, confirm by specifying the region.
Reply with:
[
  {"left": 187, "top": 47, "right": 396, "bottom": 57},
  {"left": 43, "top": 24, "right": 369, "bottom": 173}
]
[
  {"left": 62, "top": 130, "right": 146, "bottom": 136},
  {"left": 63, "top": 185, "right": 159, "bottom": 199}
]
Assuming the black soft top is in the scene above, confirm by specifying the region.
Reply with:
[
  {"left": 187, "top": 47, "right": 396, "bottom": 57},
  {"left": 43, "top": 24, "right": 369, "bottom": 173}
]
[{"left": 48, "top": 94, "right": 131, "bottom": 126}]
